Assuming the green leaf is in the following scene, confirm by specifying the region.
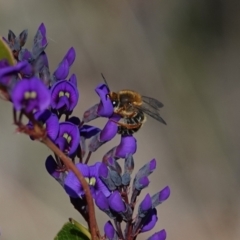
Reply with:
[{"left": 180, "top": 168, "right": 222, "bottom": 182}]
[
  {"left": 54, "top": 219, "right": 91, "bottom": 240},
  {"left": 0, "top": 36, "right": 15, "bottom": 65}
]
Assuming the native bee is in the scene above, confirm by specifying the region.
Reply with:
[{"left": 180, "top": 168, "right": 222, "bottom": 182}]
[{"left": 102, "top": 74, "right": 166, "bottom": 135}]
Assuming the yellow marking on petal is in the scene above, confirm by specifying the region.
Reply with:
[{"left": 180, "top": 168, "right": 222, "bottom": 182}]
[
  {"left": 59, "top": 91, "right": 64, "bottom": 97},
  {"left": 24, "top": 91, "right": 31, "bottom": 99},
  {"left": 63, "top": 133, "right": 69, "bottom": 139},
  {"left": 65, "top": 92, "right": 70, "bottom": 98},
  {"left": 43, "top": 123, "right": 46, "bottom": 129},
  {"left": 67, "top": 136, "right": 72, "bottom": 143},
  {"left": 89, "top": 177, "right": 96, "bottom": 186},
  {"left": 30, "top": 91, "right": 37, "bottom": 99},
  {"left": 85, "top": 177, "right": 90, "bottom": 184}
]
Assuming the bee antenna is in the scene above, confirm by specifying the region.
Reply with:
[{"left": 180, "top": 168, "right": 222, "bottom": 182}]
[{"left": 101, "top": 73, "right": 109, "bottom": 88}]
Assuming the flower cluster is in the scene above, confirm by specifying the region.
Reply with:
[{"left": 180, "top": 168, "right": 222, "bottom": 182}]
[{"left": 0, "top": 24, "right": 170, "bottom": 239}]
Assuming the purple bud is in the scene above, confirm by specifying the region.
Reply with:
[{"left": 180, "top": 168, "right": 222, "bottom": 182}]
[
  {"left": 99, "top": 163, "right": 116, "bottom": 191},
  {"left": 38, "top": 23, "right": 46, "bottom": 36},
  {"left": 64, "top": 47, "right": 76, "bottom": 66},
  {"left": 151, "top": 186, "right": 170, "bottom": 208},
  {"left": 149, "top": 159, "right": 156, "bottom": 172},
  {"left": 99, "top": 163, "right": 109, "bottom": 178},
  {"left": 53, "top": 59, "right": 69, "bottom": 80},
  {"left": 104, "top": 221, "right": 117, "bottom": 239},
  {"left": 107, "top": 157, "right": 122, "bottom": 174},
  {"left": 108, "top": 191, "right": 126, "bottom": 212},
  {"left": 135, "top": 176, "right": 150, "bottom": 191},
  {"left": 95, "top": 191, "right": 109, "bottom": 211},
  {"left": 139, "top": 194, "right": 152, "bottom": 213},
  {"left": 141, "top": 208, "right": 158, "bottom": 233},
  {"left": 109, "top": 170, "right": 122, "bottom": 187},
  {"left": 121, "top": 172, "right": 131, "bottom": 186},
  {"left": 147, "top": 229, "right": 167, "bottom": 240},
  {"left": 124, "top": 154, "right": 134, "bottom": 174}
]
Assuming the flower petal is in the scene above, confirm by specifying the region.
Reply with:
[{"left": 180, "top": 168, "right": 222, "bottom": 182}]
[
  {"left": 58, "top": 122, "right": 80, "bottom": 155},
  {"left": 115, "top": 135, "right": 137, "bottom": 158},
  {"left": 95, "top": 83, "right": 113, "bottom": 117},
  {"left": 108, "top": 191, "right": 126, "bottom": 212},
  {"left": 64, "top": 163, "right": 89, "bottom": 198}
]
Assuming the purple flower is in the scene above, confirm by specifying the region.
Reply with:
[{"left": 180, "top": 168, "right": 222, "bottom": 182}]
[
  {"left": 64, "top": 163, "right": 110, "bottom": 199},
  {"left": 64, "top": 163, "right": 89, "bottom": 198},
  {"left": 104, "top": 221, "right": 117, "bottom": 240},
  {"left": 33, "top": 109, "right": 59, "bottom": 140},
  {"left": 88, "top": 162, "right": 111, "bottom": 198},
  {"left": 82, "top": 84, "right": 113, "bottom": 123},
  {"left": 108, "top": 191, "right": 126, "bottom": 212},
  {"left": 58, "top": 122, "right": 80, "bottom": 155},
  {"left": 141, "top": 208, "right": 158, "bottom": 233},
  {"left": 50, "top": 80, "right": 79, "bottom": 113},
  {"left": 147, "top": 229, "right": 167, "bottom": 240},
  {"left": 11, "top": 77, "right": 50, "bottom": 113},
  {"left": 96, "top": 84, "right": 113, "bottom": 117}
]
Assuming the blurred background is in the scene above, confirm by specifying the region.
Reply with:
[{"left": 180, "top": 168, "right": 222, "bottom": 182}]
[{"left": 0, "top": 0, "right": 240, "bottom": 239}]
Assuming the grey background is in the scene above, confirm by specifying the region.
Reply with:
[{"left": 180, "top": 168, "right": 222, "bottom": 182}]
[{"left": 0, "top": 0, "right": 240, "bottom": 239}]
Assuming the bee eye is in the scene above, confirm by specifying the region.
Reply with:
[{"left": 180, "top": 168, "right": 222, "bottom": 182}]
[{"left": 112, "top": 101, "right": 118, "bottom": 107}]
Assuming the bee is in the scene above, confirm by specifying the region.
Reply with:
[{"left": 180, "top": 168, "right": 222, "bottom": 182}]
[{"left": 102, "top": 74, "right": 166, "bottom": 135}]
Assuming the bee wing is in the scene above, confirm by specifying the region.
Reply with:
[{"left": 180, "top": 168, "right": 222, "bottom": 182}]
[
  {"left": 136, "top": 102, "right": 167, "bottom": 125},
  {"left": 141, "top": 95, "right": 164, "bottom": 109}
]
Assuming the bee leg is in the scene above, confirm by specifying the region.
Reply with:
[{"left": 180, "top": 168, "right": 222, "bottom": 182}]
[
  {"left": 110, "top": 120, "right": 141, "bottom": 129},
  {"left": 114, "top": 107, "right": 124, "bottom": 114}
]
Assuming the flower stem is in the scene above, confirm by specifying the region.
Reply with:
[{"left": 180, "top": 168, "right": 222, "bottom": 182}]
[{"left": 42, "top": 137, "right": 100, "bottom": 239}]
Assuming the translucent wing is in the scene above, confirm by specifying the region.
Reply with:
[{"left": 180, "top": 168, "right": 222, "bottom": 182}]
[
  {"left": 135, "top": 101, "right": 167, "bottom": 125},
  {"left": 141, "top": 95, "right": 164, "bottom": 109}
]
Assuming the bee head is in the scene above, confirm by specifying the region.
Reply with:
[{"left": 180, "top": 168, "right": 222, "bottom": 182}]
[{"left": 108, "top": 92, "right": 119, "bottom": 108}]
